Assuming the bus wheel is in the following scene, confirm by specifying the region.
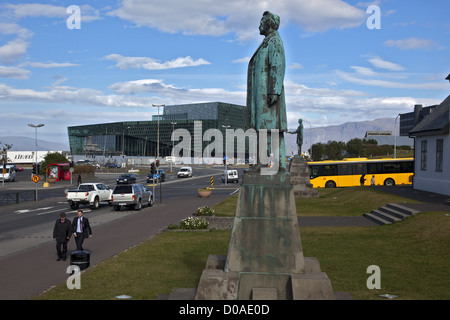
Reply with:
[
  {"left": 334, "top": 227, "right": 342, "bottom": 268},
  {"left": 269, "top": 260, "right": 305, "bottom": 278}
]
[
  {"left": 325, "top": 180, "right": 336, "bottom": 188},
  {"left": 384, "top": 178, "right": 395, "bottom": 186}
]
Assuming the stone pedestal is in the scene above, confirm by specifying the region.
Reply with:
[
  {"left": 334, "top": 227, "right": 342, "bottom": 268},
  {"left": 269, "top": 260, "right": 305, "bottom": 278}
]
[
  {"left": 289, "top": 155, "right": 319, "bottom": 198},
  {"left": 195, "top": 172, "right": 334, "bottom": 300}
]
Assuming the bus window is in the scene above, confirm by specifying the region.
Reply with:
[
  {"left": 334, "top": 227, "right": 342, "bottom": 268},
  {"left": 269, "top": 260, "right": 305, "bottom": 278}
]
[
  {"left": 353, "top": 163, "right": 367, "bottom": 175},
  {"left": 338, "top": 164, "right": 352, "bottom": 175},
  {"left": 309, "top": 164, "right": 337, "bottom": 178}
]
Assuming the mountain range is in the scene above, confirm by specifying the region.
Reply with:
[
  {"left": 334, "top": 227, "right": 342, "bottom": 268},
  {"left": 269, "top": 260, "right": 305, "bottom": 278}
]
[
  {"left": 1, "top": 117, "right": 397, "bottom": 155},
  {"left": 285, "top": 117, "right": 397, "bottom": 155},
  {"left": 0, "top": 136, "right": 69, "bottom": 152}
]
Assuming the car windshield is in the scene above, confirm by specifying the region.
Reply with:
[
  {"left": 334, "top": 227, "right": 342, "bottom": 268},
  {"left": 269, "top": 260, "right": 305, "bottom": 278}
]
[
  {"left": 113, "top": 185, "right": 132, "bottom": 194},
  {"left": 180, "top": 169, "right": 188, "bottom": 172},
  {"left": 79, "top": 185, "right": 94, "bottom": 191}
]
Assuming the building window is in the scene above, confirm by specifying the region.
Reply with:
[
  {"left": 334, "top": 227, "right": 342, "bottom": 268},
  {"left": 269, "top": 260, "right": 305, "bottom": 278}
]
[
  {"left": 436, "top": 139, "right": 443, "bottom": 172},
  {"left": 421, "top": 140, "right": 427, "bottom": 170}
]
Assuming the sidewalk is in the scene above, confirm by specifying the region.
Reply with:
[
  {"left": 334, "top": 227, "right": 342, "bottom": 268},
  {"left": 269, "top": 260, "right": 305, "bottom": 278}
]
[{"left": 0, "top": 191, "right": 230, "bottom": 300}]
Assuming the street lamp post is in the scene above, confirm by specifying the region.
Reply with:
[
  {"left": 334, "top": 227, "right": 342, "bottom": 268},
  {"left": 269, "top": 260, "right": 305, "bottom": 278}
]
[
  {"left": 28, "top": 123, "right": 44, "bottom": 201},
  {"left": 394, "top": 114, "right": 400, "bottom": 158},
  {"left": 170, "top": 122, "right": 177, "bottom": 173},
  {"left": 152, "top": 104, "right": 165, "bottom": 164},
  {"left": 222, "top": 125, "right": 230, "bottom": 185},
  {"left": 303, "top": 120, "right": 312, "bottom": 160},
  {"left": 152, "top": 104, "right": 165, "bottom": 203}
]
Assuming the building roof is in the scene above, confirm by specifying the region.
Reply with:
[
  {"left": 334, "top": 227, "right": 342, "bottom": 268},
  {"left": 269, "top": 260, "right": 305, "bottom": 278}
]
[{"left": 409, "top": 95, "right": 450, "bottom": 136}]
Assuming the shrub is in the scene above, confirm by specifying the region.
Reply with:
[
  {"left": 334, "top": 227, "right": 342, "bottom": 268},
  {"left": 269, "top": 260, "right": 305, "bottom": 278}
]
[
  {"left": 195, "top": 206, "right": 215, "bottom": 216},
  {"left": 179, "top": 217, "right": 209, "bottom": 230}
]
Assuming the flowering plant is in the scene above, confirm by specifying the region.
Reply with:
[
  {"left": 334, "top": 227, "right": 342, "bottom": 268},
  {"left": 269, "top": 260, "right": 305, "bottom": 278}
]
[
  {"left": 179, "top": 217, "right": 209, "bottom": 230},
  {"left": 195, "top": 206, "right": 215, "bottom": 216}
]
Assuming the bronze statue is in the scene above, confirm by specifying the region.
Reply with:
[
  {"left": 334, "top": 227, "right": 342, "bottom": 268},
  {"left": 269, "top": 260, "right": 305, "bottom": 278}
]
[
  {"left": 247, "top": 11, "right": 287, "bottom": 173},
  {"left": 288, "top": 118, "right": 304, "bottom": 155}
]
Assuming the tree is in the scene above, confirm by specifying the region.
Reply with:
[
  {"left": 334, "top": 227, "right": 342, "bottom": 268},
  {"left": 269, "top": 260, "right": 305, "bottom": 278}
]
[
  {"left": 346, "top": 138, "right": 363, "bottom": 157},
  {"left": 326, "top": 141, "right": 345, "bottom": 160},
  {"left": 0, "top": 141, "right": 13, "bottom": 164},
  {"left": 311, "top": 143, "right": 325, "bottom": 161},
  {"left": 40, "top": 152, "right": 69, "bottom": 175}
]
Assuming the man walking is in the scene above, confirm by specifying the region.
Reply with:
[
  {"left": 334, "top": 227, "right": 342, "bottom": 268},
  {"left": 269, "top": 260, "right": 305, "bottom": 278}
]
[
  {"left": 72, "top": 209, "right": 92, "bottom": 251},
  {"left": 53, "top": 212, "right": 71, "bottom": 261}
]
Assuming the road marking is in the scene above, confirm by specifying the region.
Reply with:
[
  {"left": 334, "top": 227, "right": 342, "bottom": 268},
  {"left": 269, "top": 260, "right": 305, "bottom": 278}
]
[
  {"left": 36, "top": 209, "right": 66, "bottom": 216},
  {"left": 15, "top": 206, "right": 54, "bottom": 214}
]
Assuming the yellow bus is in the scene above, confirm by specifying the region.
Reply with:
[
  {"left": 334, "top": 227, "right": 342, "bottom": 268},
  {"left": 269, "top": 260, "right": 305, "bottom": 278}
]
[{"left": 308, "top": 158, "right": 414, "bottom": 188}]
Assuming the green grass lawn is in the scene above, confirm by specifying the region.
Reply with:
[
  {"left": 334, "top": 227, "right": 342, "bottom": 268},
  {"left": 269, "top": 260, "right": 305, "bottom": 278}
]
[
  {"left": 213, "top": 187, "right": 420, "bottom": 217},
  {"left": 36, "top": 187, "right": 450, "bottom": 300}
]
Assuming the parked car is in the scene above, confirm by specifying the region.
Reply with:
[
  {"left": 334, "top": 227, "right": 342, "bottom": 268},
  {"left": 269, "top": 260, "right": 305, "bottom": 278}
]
[
  {"left": 0, "top": 164, "right": 16, "bottom": 182},
  {"left": 116, "top": 173, "right": 136, "bottom": 184},
  {"left": 177, "top": 166, "right": 192, "bottom": 178},
  {"left": 111, "top": 184, "right": 153, "bottom": 211},
  {"left": 221, "top": 169, "right": 239, "bottom": 183},
  {"left": 66, "top": 183, "right": 112, "bottom": 210},
  {"left": 147, "top": 169, "right": 166, "bottom": 183}
]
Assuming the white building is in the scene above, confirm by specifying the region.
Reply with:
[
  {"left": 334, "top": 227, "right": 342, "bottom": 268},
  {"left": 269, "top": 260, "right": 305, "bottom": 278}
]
[
  {"left": 7, "top": 151, "right": 64, "bottom": 164},
  {"left": 409, "top": 95, "right": 450, "bottom": 196}
]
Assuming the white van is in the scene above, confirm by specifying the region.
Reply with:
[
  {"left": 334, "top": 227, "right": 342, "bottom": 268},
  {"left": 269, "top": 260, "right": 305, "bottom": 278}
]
[
  {"left": 177, "top": 166, "right": 193, "bottom": 178},
  {"left": 1, "top": 164, "right": 16, "bottom": 182},
  {"left": 222, "top": 170, "right": 239, "bottom": 183}
]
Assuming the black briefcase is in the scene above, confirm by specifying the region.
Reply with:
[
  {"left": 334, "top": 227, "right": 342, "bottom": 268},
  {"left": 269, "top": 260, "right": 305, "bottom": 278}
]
[{"left": 70, "top": 250, "right": 90, "bottom": 271}]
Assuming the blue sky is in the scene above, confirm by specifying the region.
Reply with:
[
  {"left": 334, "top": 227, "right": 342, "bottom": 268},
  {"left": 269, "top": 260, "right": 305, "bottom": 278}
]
[{"left": 0, "top": 0, "right": 449, "bottom": 146}]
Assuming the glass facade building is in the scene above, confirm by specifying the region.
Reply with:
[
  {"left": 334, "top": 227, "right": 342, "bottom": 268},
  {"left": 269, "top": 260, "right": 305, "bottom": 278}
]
[{"left": 67, "top": 102, "right": 247, "bottom": 159}]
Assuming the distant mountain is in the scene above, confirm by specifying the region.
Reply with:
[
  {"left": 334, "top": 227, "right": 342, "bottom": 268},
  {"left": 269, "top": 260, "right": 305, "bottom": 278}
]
[
  {"left": 285, "top": 118, "right": 397, "bottom": 155},
  {"left": 0, "top": 136, "right": 69, "bottom": 151}
]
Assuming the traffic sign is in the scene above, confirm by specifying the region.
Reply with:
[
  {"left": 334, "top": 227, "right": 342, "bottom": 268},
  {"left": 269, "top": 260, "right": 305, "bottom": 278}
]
[
  {"left": 32, "top": 175, "right": 40, "bottom": 183},
  {"left": 154, "top": 174, "right": 160, "bottom": 179}
]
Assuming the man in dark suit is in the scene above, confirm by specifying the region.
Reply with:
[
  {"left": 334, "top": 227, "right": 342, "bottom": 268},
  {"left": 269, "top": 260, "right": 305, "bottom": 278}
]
[
  {"left": 72, "top": 209, "right": 92, "bottom": 251},
  {"left": 53, "top": 212, "right": 72, "bottom": 261}
]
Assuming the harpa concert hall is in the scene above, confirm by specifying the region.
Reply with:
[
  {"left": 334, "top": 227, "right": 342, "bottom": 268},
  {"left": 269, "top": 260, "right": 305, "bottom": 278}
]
[{"left": 67, "top": 102, "right": 247, "bottom": 163}]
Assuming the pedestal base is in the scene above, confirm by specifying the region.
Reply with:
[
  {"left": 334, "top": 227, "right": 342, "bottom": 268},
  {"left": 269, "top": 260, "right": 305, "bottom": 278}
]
[
  {"left": 289, "top": 156, "right": 319, "bottom": 198},
  {"left": 194, "top": 172, "right": 334, "bottom": 300},
  {"left": 195, "top": 255, "right": 334, "bottom": 300}
]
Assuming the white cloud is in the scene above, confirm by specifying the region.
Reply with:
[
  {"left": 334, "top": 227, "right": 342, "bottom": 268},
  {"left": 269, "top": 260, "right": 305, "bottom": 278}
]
[
  {"left": 0, "top": 38, "right": 29, "bottom": 65},
  {"left": 384, "top": 37, "right": 438, "bottom": 50},
  {"left": 290, "top": 63, "right": 304, "bottom": 70},
  {"left": 109, "top": 0, "right": 366, "bottom": 41},
  {"left": 336, "top": 70, "right": 448, "bottom": 90},
  {"left": 104, "top": 54, "right": 210, "bottom": 70},
  {"left": 19, "top": 61, "right": 80, "bottom": 68},
  {"left": 0, "top": 22, "right": 33, "bottom": 39},
  {"left": 0, "top": 66, "right": 30, "bottom": 79},
  {"left": 5, "top": 3, "right": 66, "bottom": 18},
  {"left": 0, "top": 83, "right": 152, "bottom": 108},
  {"left": 367, "top": 56, "right": 404, "bottom": 71},
  {"left": 232, "top": 57, "right": 250, "bottom": 64}
]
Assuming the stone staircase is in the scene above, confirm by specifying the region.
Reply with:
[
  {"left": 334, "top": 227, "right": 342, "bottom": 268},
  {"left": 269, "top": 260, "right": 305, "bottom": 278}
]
[{"left": 364, "top": 203, "right": 420, "bottom": 225}]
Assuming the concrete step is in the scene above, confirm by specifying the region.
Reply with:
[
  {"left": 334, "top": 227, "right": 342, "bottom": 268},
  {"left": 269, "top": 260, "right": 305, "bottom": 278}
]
[
  {"left": 378, "top": 206, "right": 410, "bottom": 220},
  {"left": 363, "top": 212, "right": 392, "bottom": 225},
  {"left": 371, "top": 209, "right": 402, "bottom": 223},
  {"left": 386, "top": 203, "right": 420, "bottom": 216},
  {"left": 363, "top": 203, "right": 422, "bottom": 226}
]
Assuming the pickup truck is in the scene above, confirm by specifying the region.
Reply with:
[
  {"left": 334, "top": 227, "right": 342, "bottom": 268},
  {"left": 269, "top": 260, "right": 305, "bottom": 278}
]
[{"left": 66, "top": 183, "right": 112, "bottom": 210}]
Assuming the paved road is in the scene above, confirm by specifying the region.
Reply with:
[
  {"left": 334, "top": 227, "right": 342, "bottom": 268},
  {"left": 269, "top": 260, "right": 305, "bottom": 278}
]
[{"left": 0, "top": 166, "right": 240, "bottom": 299}]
